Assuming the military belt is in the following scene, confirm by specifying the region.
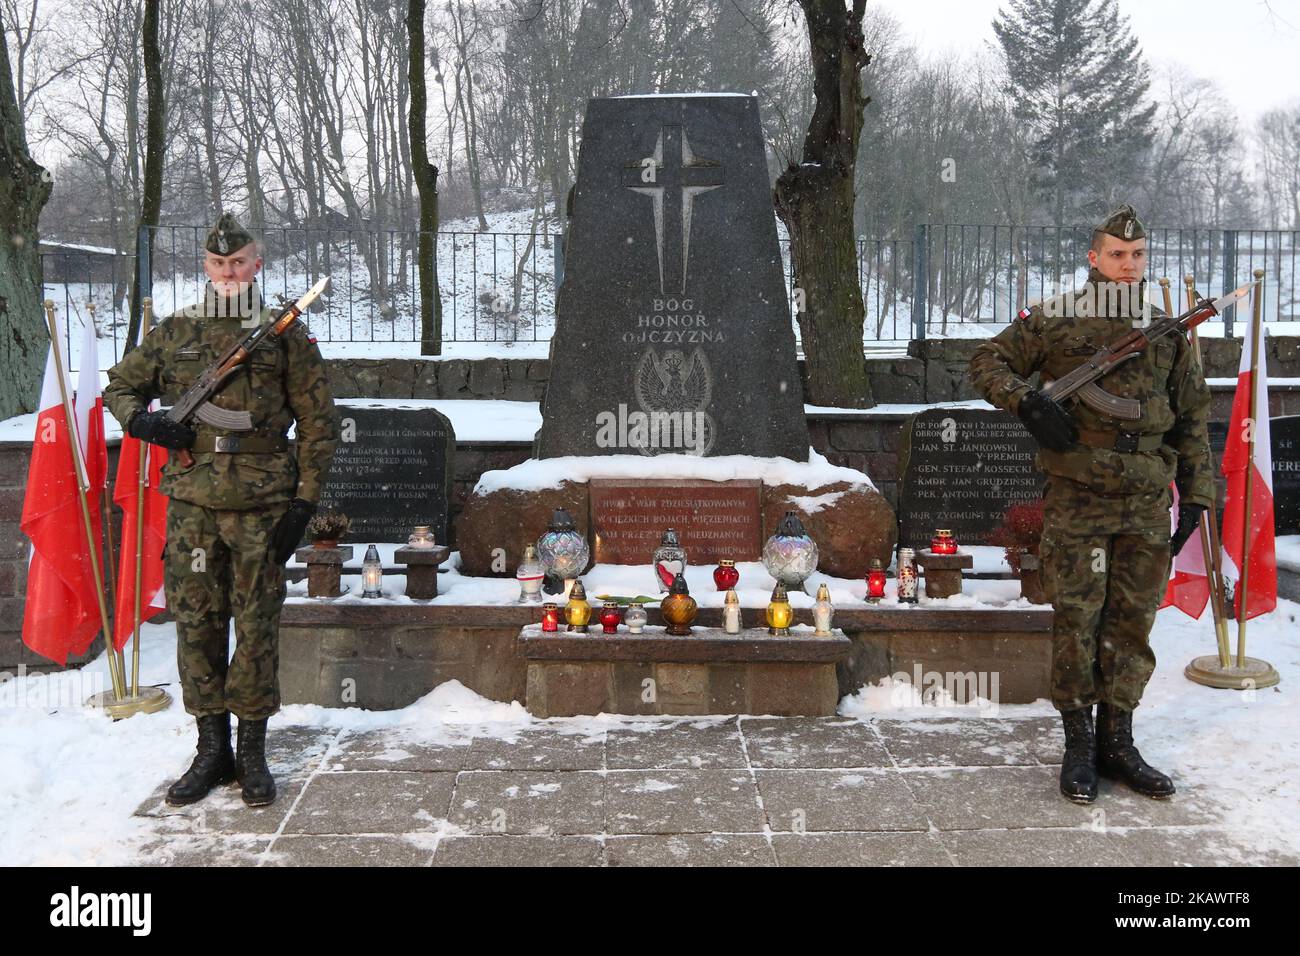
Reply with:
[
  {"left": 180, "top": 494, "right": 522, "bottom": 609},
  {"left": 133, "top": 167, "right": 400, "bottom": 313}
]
[
  {"left": 1074, "top": 428, "right": 1164, "bottom": 454},
  {"left": 190, "top": 435, "right": 288, "bottom": 454}
]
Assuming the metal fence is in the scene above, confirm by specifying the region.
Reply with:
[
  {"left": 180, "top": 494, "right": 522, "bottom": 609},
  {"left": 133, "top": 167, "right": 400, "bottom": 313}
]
[{"left": 45, "top": 223, "right": 1300, "bottom": 363}]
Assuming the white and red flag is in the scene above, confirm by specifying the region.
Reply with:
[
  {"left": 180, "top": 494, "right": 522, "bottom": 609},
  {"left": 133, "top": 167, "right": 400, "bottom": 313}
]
[
  {"left": 19, "top": 316, "right": 106, "bottom": 664},
  {"left": 1220, "top": 293, "right": 1277, "bottom": 620},
  {"left": 1160, "top": 484, "right": 1212, "bottom": 618},
  {"left": 112, "top": 356, "right": 169, "bottom": 652}
]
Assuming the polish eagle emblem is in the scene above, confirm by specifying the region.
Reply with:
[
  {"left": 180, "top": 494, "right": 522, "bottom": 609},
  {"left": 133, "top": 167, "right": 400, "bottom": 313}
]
[{"left": 632, "top": 347, "right": 715, "bottom": 456}]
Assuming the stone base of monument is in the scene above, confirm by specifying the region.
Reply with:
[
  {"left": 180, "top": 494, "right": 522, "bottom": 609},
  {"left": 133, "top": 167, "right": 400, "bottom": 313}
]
[
  {"left": 278, "top": 602, "right": 1054, "bottom": 711},
  {"left": 915, "top": 550, "right": 974, "bottom": 599},
  {"left": 517, "top": 624, "right": 850, "bottom": 717}
]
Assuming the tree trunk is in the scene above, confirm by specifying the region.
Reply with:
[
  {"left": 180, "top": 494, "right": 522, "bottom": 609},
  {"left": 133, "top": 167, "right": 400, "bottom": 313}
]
[
  {"left": 0, "top": 8, "right": 53, "bottom": 417},
  {"left": 773, "top": 0, "right": 873, "bottom": 409},
  {"left": 126, "top": 0, "right": 165, "bottom": 355},
  {"left": 409, "top": 0, "right": 443, "bottom": 355}
]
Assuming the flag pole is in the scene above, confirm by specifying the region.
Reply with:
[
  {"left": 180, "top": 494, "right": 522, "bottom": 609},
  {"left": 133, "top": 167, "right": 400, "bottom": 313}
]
[
  {"left": 85, "top": 302, "right": 129, "bottom": 684},
  {"left": 1169, "top": 276, "right": 1231, "bottom": 667},
  {"left": 129, "top": 298, "right": 153, "bottom": 698},
  {"left": 1236, "top": 270, "right": 1265, "bottom": 668},
  {"left": 43, "top": 300, "right": 126, "bottom": 701}
]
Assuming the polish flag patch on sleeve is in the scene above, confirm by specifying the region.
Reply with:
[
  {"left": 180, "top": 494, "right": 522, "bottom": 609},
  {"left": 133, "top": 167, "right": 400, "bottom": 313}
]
[{"left": 1017, "top": 307, "right": 1033, "bottom": 320}]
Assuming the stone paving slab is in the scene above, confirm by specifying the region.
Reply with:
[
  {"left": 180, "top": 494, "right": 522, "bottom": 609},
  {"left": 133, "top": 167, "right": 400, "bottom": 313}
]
[
  {"left": 465, "top": 730, "right": 605, "bottom": 771},
  {"left": 604, "top": 834, "right": 775, "bottom": 866},
  {"left": 448, "top": 770, "right": 605, "bottom": 835},
  {"left": 265, "top": 834, "right": 437, "bottom": 866},
  {"left": 770, "top": 831, "right": 953, "bottom": 866},
  {"left": 757, "top": 768, "right": 930, "bottom": 832},
  {"left": 937, "top": 827, "right": 1134, "bottom": 866},
  {"left": 285, "top": 771, "right": 456, "bottom": 835},
  {"left": 328, "top": 728, "right": 475, "bottom": 772},
  {"left": 432, "top": 835, "right": 605, "bottom": 867},
  {"left": 1108, "top": 827, "right": 1300, "bottom": 867},
  {"left": 903, "top": 766, "right": 1101, "bottom": 830},
  {"left": 873, "top": 718, "right": 1044, "bottom": 767},
  {"left": 606, "top": 718, "right": 747, "bottom": 770},
  {"left": 740, "top": 717, "right": 890, "bottom": 769},
  {"left": 604, "top": 770, "right": 763, "bottom": 834},
  {"left": 137, "top": 834, "right": 271, "bottom": 866}
]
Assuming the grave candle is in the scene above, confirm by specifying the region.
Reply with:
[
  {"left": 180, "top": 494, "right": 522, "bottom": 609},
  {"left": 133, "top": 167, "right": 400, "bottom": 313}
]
[
  {"left": 812, "top": 583, "right": 834, "bottom": 636},
  {"left": 931, "top": 529, "right": 957, "bottom": 554},
  {"left": 713, "top": 559, "right": 740, "bottom": 591},
  {"left": 361, "top": 544, "right": 383, "bottom": 598},
  {"left": 866, "top": 559, "right": 887, "bottom": 602},
  {"left": 564, "top": 580, "right": 592, "bottom": 633},
  {"left": 600, "top": 602, "right": 622, "bottom": 634},
  {"left": 541, "top": 603, "right": 560, "bottom": 632},
  {"left": 723, "top": 589, "right": 742, "bottom": 634},
  {"left": 766, "top": 582, "right": 793, "bottom": 636}
]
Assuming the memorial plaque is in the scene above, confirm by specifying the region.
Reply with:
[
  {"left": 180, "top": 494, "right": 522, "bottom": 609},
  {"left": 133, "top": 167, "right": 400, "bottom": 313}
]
[
  {"left": 898, "top": 408, "right": 1044, "bottom": 550},
  {"left": 534, "top": 94, "right": 810, "bottom": 461},
  {"left": 1272, "top": 416, "right": 1300, "bottom": 535},
  {"left": 317, "top": 403, "right": 455, "bottom": 543},
  {"left": 1213, "top": 415, "right": 1300, "bottom": 535},
  {"left": 590, "top": 478, "right": 762, "bottom": 564}
]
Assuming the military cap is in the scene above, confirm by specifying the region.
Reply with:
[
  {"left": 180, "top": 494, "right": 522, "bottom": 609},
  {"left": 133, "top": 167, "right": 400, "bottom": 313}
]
[
  {"left": 205, "top": 213, "right": 256, "bottom": 255},
  {"left": 1095, "top": 204, "right": 1145, "bottom": 242}
]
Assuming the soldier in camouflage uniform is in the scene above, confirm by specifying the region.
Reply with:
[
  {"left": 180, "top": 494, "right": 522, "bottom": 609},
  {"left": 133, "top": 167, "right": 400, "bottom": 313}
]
[
  {"left": 105, "top": 214, "right": 339, "bottom": 807},
  {"left": 970, "top": 205, "right": 1213, "bottom": 804}
]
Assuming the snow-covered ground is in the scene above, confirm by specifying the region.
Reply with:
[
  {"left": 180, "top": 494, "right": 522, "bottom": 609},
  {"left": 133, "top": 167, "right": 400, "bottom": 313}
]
[{"left": 3, "top": 575, "right": 1296, "bottom": 865}]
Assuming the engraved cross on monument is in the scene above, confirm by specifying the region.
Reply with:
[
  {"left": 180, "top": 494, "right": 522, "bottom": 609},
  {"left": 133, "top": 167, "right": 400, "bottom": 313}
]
[
  {"left": 533, "top": 94, "right": 810, "bottom": 461},
  {"left": 620, "top": 125, "right": 724, "bottom": 295}
]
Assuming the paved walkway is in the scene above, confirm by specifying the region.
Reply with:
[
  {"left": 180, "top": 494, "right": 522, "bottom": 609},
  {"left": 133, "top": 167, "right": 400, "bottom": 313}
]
[{"left": 133, "top": 716, "right": 1297, "bottom": 866}]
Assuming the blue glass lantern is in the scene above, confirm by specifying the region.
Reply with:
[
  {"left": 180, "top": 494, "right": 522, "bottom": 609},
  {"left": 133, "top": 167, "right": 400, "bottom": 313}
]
[
  {"left": 762, "top": 510, "right": 819, "bottom": 593},
  {"left": 536, "top": 508, "right": 590, "bottom": 594}
]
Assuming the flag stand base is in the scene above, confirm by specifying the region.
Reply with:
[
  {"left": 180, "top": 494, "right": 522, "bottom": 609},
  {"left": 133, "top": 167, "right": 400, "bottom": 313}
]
[
  {"left": 87, "top": 685, "right": 173, "bottom": 719},
  {"left": 1184, "top": 655, "right": 1280, "bottom": 690}
]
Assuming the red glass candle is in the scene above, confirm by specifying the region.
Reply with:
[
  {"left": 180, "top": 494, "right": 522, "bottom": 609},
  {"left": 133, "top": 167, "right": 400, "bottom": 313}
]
[
  {"left": 541, "top": 603, "right": 560, "bottom": 632},
  {"left": 931, "top": 530, "right": 957, "bottom": 554},
  {"left": 600, "top": 602, "right": 622, "bottom": 634},
  {"left": 866, "top": 560, "right": 887, "bottom": 602},
  {"left": 713, "top": 559, "right": 740, "bottom": 591}
]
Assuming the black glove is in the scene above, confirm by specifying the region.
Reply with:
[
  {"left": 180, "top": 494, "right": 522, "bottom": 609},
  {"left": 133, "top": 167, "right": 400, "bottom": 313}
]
[
  {"left": 1170, "top": 503, "right": 1207, "bottom": 557},
  {"left": 270, "top": 498, "right": 316, "bottom": 564},
  {"left": 1016, "top": 389, "right": 1078, "bottom": 452},
  {"left": 128, "top": 410, "right": 196, "bottom": 450}
]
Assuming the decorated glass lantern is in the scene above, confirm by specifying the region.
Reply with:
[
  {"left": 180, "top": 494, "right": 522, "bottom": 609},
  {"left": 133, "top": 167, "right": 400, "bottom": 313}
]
[
  {"left": 812, "top": 583, "right": 834, "bottom": 636},
  {"left": 537, "top": 508, "right": 590, "bottom": 593},
  {"left": 564, "top": 579, "right": 592, "bottom": 633},
  {"left": 660, "top": 572, "right": 698, "bottom": 636},
  {"left": 600, "top": 602, "right": 622, "bottom": 634},
  {"left": 407, "top": 525, "right": 436, "bottom": 549},
  {"left": 930, "top": 529, "right": 958, "bottom": 555},
  {"left": 624, "top": 603, "right": 648, "bottom": 634},
  {"left": 361, "top": 544, "right": 383, "bottom": 598},
  {"left": 866, "top": 559, "right": 887, "bottom": 603},
  {"left": 762, "top": 511, "right": 819, "bottom": 593},
  {"left": 713, "top": 559, "right": 740, "bottom": 591},
  {"left": 653, "top": 528, "right": 687, "bottom": 593},
  {"left": 766, "top": 581, "right": 793, "bottom": 636},
  {"left": 516, "top": 543, "right": 544, "bottom": 603},
  {"left": 540, "top": 603, "right": 560, "bottom": 632},
  {"left": 722, "top": 589, "right": 742, "bottom": 634}
]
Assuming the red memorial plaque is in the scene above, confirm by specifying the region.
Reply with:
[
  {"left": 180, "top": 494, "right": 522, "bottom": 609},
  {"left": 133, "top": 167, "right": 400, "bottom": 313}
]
[{"left": 589, "top": 479, "right": 763, "bottom": 565}]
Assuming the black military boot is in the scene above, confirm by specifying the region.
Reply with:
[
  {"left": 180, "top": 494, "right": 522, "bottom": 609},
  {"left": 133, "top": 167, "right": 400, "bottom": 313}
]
[
  {"left": 1058, "top": 706, "right": 1098, "bottom": 804},
  {"left": 165, "top": 713, "right": 236, "bottom": 806},
  {"left": 235, "top": 718, "right": 277, "bottom": 808},
  {"left": 1096, "top": 702, "right": 1176, "bottom": 799}
]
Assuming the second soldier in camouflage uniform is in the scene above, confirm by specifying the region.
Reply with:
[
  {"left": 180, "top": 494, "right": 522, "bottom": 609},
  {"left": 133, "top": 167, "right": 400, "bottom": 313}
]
[
  {"left": 105, "top": 214, "right": 339, "bottom": 807},
  {"left": 970, "top": 205, "right": 1213, "bottom": 803}
]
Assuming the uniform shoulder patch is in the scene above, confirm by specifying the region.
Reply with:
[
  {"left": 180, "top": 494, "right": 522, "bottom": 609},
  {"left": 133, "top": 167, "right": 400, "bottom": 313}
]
[{"left": 1017, "top": 307, "right": 1033, "bottom": 321}]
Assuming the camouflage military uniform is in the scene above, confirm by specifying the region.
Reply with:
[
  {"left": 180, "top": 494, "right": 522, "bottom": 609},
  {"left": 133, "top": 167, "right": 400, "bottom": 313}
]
[
  {"left": 971, "top": 264, "right": 1213, "bottom": 713},
  {"left": 105, "top": 281, "right": 339, "bottom": 719}
]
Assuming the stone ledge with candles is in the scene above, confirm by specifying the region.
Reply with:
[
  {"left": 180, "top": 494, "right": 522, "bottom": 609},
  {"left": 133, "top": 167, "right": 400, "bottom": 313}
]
[{"left": 278, "top": 510, "right": 1054, "bottom": 712}]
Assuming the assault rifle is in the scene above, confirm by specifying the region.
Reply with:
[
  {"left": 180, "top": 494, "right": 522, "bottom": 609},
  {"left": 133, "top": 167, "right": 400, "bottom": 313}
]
[
  {"left": 168, "top": 276, "right": 330, "bottom": 467},
  {"left": 1039, "top": 281, "right": 1252, "bottom": 420}
]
